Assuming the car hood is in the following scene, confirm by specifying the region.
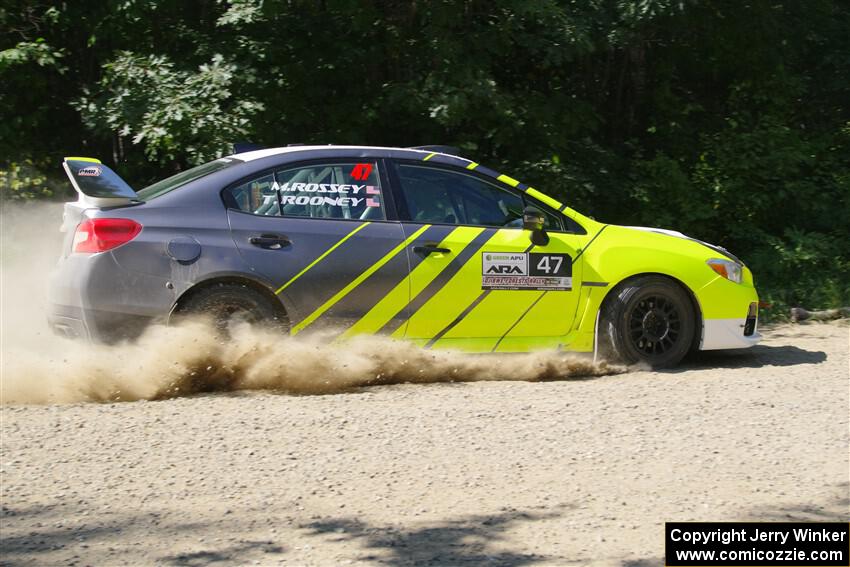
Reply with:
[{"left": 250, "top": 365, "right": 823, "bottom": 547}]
[{"left": 621, "top": 225, "right": 743, "bottom": 265}]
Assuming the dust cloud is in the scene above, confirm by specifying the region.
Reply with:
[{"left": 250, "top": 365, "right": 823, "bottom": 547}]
[{"left": 1, "top": 202, "right": 620, "bottom": 405}]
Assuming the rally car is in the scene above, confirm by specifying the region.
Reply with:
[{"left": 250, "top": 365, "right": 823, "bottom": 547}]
[{"left": 49, "top": 145, "right": 761, "bottom": 367}]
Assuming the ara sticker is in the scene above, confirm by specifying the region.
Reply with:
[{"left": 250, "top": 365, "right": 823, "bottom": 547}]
[
  {"left": 481, "top": 252, "right": 572, "bottom": 291},
  {"left": 77, "top": 166, "right": 102, "bottom": 177}
]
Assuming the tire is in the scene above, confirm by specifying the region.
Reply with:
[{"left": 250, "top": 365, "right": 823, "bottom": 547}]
[
  {"left": 173, "top": 282, "right": 288, "bottom": 335},
  {"left": 600, "top": 275, "right": 696, "bottom": 368}
]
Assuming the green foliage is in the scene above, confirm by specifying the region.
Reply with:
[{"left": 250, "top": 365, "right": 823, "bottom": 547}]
[
  {"left": 0, "top": 159, "right": 69, "bottom": 201},
  {"left": 75, "top": 52, "right": 263, "bottom": 166},
  {"left": 0, "top": 0, "right": 848, "bottom": 314},
  {"left": 0, "top": 39, "right": 65, "bottom": 71}
]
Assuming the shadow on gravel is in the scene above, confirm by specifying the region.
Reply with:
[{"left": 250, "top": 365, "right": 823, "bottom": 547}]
[
  {"left": 160, "top": 540, "right": 286, "bottom": 566},
  {"left": 300, "top": 507, "right": 572, "bottom": 566},
  {"left": 622, "top": 559, "right": 664, "bottom": 567},
  {"left": 0, "top": 507, "right": 139, "bottom": 567},
  {"left": 673, "top": 344, "right": 826, "bottom": 372},
  {"left": 749, "top": 482, "right": 850, "bottom": 522},
  {"left": 0, "top": 502, "right": 287, "bottom": 567},
  {"left": 617, "top": 485, "right": 849, "bottom": 567}
]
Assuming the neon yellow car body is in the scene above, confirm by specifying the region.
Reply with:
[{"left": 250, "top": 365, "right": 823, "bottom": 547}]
[{"left": 380, "top": 185, "right": 761, "bottom": 356}]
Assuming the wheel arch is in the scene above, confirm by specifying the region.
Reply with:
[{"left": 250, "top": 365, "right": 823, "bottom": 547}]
[
  {"left": 597, "top": 272, "right": 704, "bottom": 351},
  {"left": 170, "top": 274, "right": 289, "bottom": 321}
]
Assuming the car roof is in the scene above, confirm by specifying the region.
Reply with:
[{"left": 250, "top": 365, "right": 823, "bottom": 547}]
[
  {"left": 230, "top": 145, "right": 461, "bottom": 163},
  {"left": 225, "top": 144, "right": 546, "bottom": 204},
  {"left": 164, "top": 143, "right": 584, "bottom": 228}
]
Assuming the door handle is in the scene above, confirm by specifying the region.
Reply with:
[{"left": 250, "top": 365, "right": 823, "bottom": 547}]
[
  {"left": 249, "top": 234, "right": 291, "bottom": 250},
  {"left": 413, "top": 243, "right": 451, "bottom": 256}
]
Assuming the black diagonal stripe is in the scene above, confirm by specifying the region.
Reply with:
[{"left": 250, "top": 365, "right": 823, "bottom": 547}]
[
  {"left": 485, "top": 230, "right": 604, "bottom": 350},
  {"left": 483, "top": 228, "right": 605, "bottom": 349},
  {"left": 403, "top": 224, "right": 458, "bottom": 273},
  {"left": 377, "top": 227, "right": 498, "bottom": 336},
  {"left": 487, "top": 232, "right": 596, "bottom": 351},
  {"left": 424, "top": 290, "right": 491, "bottom": 349},
  {"left": 309, "top": 252, "right": 410, "bottom": 334},
  {"left": 574, "top": 225, "right": 607, "bottom": 261},
  {"left": 284, "top": 222, "right": 402, "bottom": 321},
  {"left": 422, "top": 241, "right": 537, "bottom": 348},
  {"left": 490, "top": 291, "right": 547, "bottom": 352},
  {"left": 327, "top": 225, "right": 454, "bottom": 335}
]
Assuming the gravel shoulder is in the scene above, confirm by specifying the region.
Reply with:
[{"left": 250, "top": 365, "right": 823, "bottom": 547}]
[{"left": 1, "top": 323, "right": 848, "bottom": 566}]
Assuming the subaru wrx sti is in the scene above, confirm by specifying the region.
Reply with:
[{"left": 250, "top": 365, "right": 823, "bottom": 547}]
[{"left": 50, "top": 145, "right": 761, "bottom": 367}]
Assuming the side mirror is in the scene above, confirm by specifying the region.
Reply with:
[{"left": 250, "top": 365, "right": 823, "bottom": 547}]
[{"left": 523, "top": 206, "right": 549, "bottom": 246}]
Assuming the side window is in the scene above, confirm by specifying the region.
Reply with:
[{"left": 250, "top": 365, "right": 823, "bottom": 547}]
[
  {"left": 396, "top": 164, "right": 524, "bottom": 228},
  {"left": 226, "top": 174, "right": 280, "bottom": 216},
  {"left": 276, "top": 162, "right": 385, "bottom": 220}
]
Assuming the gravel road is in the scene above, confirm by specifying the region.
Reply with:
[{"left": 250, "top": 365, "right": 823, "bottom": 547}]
[{"left": 1, "top": 323, "right": 848, "bottom": 567}]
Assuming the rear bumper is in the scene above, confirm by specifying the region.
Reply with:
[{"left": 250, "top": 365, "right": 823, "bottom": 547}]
[
  {"left": 48, "top": 305, "right": 91, "bottom": 340},
  {"left": 48, "top": 251, "right": 171, "bottom": 343},
  {"left": 47, "top": 304, "right": 154, "bottom": 343}
]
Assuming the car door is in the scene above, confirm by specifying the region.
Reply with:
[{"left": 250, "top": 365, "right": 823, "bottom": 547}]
[
  {"left": 225, "top": 159, "right": 413, "bottom": 334},
  {"left": 386, "top": 161, "right": 586, "bottom": 351}
]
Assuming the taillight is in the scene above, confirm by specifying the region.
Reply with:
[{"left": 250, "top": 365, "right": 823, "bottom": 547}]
[{"left": 73, "top": 218, "right": 142, "bottom": 254}]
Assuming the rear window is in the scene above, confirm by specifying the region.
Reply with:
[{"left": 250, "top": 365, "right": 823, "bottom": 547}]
[{"left": 137, "top": 157, "right": 243, "bottom": 201}]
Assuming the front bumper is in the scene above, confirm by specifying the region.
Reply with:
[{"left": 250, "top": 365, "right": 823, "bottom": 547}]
[
  {"left": 694, "top": 273, "right": 761, "bottom": 351},
  {"left": 700, "top": 317, "right": 761, "bottom": 350}
]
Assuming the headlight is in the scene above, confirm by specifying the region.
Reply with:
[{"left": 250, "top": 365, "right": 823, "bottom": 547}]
[{"left": 706, "top": 258, "right": 743, "bottom": 283}]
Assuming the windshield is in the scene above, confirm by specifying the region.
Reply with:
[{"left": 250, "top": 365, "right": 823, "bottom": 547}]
[{"left": 136, "top": 157, "right": 244, "bottom": 201}]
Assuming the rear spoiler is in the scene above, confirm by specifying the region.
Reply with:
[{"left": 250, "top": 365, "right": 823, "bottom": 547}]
[{"left": 62, "top": 157, "right": 140, "bottom": 207}]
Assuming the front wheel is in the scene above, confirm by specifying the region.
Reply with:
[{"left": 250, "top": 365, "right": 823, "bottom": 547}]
[{"left": 601, "top": 275, "right": 696, "bottom": 368}]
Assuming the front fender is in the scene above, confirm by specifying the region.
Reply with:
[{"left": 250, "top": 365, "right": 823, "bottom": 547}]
[{"left": 568, "top": 225, "right": 758, "bottom": 351}]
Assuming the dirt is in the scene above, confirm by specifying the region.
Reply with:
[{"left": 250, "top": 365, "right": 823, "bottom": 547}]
[{"left": 1, "top": 323, "right": 847, "bottom": 567}]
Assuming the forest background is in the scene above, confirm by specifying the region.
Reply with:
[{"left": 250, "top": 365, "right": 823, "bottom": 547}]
[{"left": 2, "top": 1, "right": 848, "bottom": 314}]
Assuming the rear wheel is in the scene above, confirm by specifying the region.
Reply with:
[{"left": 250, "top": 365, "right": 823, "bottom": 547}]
[
  {"left": 173, "top": 282, "right": 288, "bottom": 335},
  {"left": 601, "top": 275, "right": 695, "bottom": 368}
]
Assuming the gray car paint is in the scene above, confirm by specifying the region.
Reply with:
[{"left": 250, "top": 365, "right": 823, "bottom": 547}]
[
  {"left": 49, "top": 147, "right": 558, "bottom": 342},
  {"left": 50, "top": 148, "right": 437, "bottom": 340}
]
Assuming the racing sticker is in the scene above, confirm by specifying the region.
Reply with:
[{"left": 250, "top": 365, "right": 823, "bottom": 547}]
[
  {"left": 351, "top": 163, "right": 373, "bottom": 180},
  {"left": 482, "top": 252, "right": 572, "bottom": 291},
  {"left": 276, "top": 181, "right": 382, "bottom": 208},
  {"left": 77, "top": 166, "right": 102, "bottom": 177}
]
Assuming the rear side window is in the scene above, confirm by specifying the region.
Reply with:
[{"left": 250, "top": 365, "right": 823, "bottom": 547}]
[
  {"left": 227, "top": 174, "right": 280, "bottom": 216},
  {"left": 138, "top": 157, "right": 243, "bottom": 201},
  {"left": 223, "top": 161, "right": 386, "bottom": 220},
  {"left": 276, "top": 162, "right": 385, "bottom": 220}
]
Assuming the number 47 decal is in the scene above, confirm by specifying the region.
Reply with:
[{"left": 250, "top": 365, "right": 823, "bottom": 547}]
[
  {"left": 535, "top": 255, "right": 563, "bottom": 274},
  {"left": 529, "top": 253, "right": 571, "bottom": 277},
  {"left": 351, "top": 163, "right": 373, "bottom": 180}
]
